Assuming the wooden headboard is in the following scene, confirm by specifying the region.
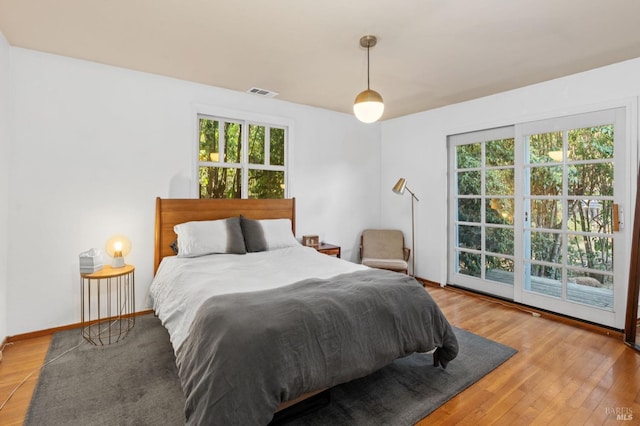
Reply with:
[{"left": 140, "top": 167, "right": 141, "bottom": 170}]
[{"left": 154, "top": 197, "right": 296, "bottom": 274}]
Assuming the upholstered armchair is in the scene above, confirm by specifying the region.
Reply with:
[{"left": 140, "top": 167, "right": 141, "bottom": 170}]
[{"left": 359, "top": 229, "right": 410, "bottom": 274}]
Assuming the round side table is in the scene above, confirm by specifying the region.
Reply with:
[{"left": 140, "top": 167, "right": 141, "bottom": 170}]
[{"left": 80, "top": 264, "right": 135, "bottom": 345}]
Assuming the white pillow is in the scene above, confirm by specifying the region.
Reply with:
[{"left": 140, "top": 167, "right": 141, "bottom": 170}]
[
  {"left": 261, "top": 218, "right": 300, "bottom": 250},
  {"left": 240, "top": 216, "right": 299, "bottom": 252},
  {"left": 174, "top": 217, "right": 246, "bottom": 257}
]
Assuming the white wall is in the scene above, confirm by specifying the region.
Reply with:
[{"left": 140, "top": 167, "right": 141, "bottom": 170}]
[
  {"left": 0, "top": 33, "right": 10, "bottom": 342},
  {"left": 7, "top": 48, "right": 381, "bottom": 336},
  {"left": 381, "top": 58, "right": 640, "bottom": 287}
]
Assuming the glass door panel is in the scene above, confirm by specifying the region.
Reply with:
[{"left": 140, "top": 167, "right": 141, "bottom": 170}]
[
  {"left": 449, "top": 127, "right": 516, "bottom": 298},
  {"left": 519, "top": 108, "right": 625, "bottom": 327},
  {"left": 524, "top": 125, "right": 615, "bottom": 310}
]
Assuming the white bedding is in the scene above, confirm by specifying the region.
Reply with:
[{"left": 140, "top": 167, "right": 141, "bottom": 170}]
[{"left": 149, "top": 245, "right": 367, "bottom": 351}]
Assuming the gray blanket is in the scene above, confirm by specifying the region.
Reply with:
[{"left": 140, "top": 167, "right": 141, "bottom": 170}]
[{"left": 176, "top": 269, "right": 459, "bottom": 425}]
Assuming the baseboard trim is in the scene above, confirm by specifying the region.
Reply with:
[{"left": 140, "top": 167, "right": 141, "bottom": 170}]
[
  {"left": 7, "top": 309, "right": 155, "bottom": 343},
  {"left": 415, "top": 277, "right": 439, "bottom": 288}
]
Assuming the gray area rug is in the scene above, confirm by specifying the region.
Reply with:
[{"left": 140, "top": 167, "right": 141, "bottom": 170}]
[{"left": 26, "top": 314, "right": 516, "bottom": 426}]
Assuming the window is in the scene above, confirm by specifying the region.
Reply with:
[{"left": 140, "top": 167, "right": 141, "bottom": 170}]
[{"left": 198, "top": 114, "right": 288, "bottom": 199}]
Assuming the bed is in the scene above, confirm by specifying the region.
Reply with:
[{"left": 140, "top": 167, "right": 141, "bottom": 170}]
[{"left": 150, "top": 197, "right": 459, "bottom": 425}]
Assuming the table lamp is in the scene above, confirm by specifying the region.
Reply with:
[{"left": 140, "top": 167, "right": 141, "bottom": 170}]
[{"left": 105, "top": 235, "right": 131, "bottom": 268}]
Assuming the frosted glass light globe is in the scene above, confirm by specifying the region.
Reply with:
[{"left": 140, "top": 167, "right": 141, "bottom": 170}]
[{"left": 353, "top": 89, "right": 384, "bottom": 123}]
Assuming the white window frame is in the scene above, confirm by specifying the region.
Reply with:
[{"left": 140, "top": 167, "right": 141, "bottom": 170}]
[{"left": 192, "top": 105, "right": 294, "bottom": 199}]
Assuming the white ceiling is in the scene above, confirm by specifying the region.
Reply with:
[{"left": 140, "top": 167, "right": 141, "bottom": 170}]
[{"left": 2, "top": 0, "right": 640, "bottom": 120}]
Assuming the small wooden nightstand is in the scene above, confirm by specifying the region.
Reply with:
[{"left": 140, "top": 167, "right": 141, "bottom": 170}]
[
  {"left": 316, "top": 243, "right": 341, "bottom": 258},
  {"left": 80, "top": 264, "right": 135, "bottom": 345}
]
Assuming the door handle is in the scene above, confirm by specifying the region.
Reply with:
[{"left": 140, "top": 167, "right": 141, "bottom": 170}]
[{"left": 613, "top": 203, "right": 623, "bottom": 231}]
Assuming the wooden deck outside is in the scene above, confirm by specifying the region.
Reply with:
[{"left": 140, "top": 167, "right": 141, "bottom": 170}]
[{"left": 485, "top": 269, "right": 613, "bottom": 309}]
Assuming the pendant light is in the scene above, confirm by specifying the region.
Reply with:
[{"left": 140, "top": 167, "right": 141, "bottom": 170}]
[{"left": 353, "top": 35, "right": 384, "bottom": 123}]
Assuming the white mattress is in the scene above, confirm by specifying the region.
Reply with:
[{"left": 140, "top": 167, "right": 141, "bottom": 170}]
[{"left": 149, "top": 245, "right": 367, "bottom": 351}]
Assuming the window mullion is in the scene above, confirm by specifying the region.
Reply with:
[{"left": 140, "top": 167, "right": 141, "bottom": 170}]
[
  {"left": 241, "top": 120, "right": 249, "bottom": 198},
  {"left": 481, "top": 141, "right": 486, "bottom": 280},
  {"left": 561, "top": 129, "right": 569, "bottom": 300},
  {"left": 220, "top": 120, "right": 227, "bottom": 165},
  {"left": 265, "top": 126, "right": 271, "bottom": 166}
]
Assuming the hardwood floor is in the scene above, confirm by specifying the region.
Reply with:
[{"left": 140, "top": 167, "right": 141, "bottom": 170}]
[
  {"left": 0, "top": 286, "right": 638, "bottom": 425},
  {"left": 421, "top": 286, "right": 640, "bottom": 425},
  {"left": 0, "top": 335, "right": 51, "bottom": 425}
]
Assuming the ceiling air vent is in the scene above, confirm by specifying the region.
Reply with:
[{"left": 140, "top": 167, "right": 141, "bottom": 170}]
[{"left": 247, "top": 87, "right": 279, "bottom": 98}]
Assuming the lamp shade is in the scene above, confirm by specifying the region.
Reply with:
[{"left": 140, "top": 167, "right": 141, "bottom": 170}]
[
  {"left": 353, "top": 89, "right": 384, "bottom": 123},
  {"left": 105, "top": 235, "right": 131, "bottom": 268},
  {"left": 392, "top": 178, "right": 407, "bottom": 194}
]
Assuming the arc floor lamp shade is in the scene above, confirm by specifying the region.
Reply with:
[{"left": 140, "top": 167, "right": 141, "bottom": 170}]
[{"left": 354, "top": 35, "right": 384, "bottom": 123}]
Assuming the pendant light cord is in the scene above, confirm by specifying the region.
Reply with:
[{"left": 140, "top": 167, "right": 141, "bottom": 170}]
[{"left": 367, "top": 43, "right": 371, "bottom": 90}]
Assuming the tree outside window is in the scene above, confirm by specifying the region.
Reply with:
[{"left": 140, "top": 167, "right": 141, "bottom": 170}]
[{"left": 198, "top": 115, "right": 287, "bottom": 199}]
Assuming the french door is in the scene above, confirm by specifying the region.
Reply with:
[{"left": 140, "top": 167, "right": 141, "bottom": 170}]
[{"left": 448, "top": 108, "right": 628, "bottom": 328}]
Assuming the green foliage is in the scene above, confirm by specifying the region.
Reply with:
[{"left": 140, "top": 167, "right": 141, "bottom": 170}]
[
  {"left": 198, "top": 118, "right": 285, "bottom": 199},
  {"left": 249, "top": 125, "right": 265, "bottom": 164},
  {"left": 248, "top": 170, "right": 284, "bottom": 199},
  {"left": 270, "top": 128, "right": 285, "bottom": 166},
  {"left": 455, "top": 125, "right": 614, "bottom": 286},
  {"left": 456, "top": 143, "right": 481, "bottom": 168},
  {"left": 458, "top": 252, "right": 481, "bottom": 277},
  {"left": 199, "top": 120, "right": 242, "bottom": 198},
  {"left": 457, "top": 139, "right": 515, "bottom": 277},
  {"left": 486, "top": 139, "right": 514, "bottom": 166}
]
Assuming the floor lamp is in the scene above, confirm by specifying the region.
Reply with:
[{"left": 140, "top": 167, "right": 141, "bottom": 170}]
[{"left": 392, "top": 178, "right": 419, "bottom": 276}]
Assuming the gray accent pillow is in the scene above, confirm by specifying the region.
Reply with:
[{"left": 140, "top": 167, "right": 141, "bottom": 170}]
[
  {"left": 225, "top": 217, "right": 248, "bottom": 254},
  {"left": 240, "top": 215, "right": 268, "bottom": 252}
]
